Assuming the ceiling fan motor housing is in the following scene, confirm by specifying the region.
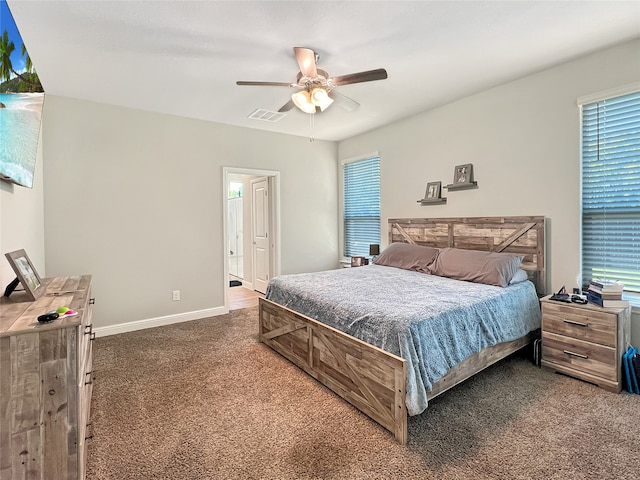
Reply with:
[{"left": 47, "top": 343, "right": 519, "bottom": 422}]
[{"left": 296, "top": 69, "right": 332, "bottom": 91}]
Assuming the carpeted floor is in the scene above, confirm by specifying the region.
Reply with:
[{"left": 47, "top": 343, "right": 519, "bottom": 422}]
[{"left": 87, "top": 306, "right": 640, "bottom": 479}]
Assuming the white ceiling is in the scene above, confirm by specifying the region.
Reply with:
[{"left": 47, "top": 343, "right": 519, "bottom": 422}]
[{"left": 8, "top": 0, "right": 640, "bottom": 141}]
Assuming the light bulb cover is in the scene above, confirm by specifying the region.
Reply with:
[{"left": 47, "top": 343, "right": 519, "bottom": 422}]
[
  {"left": 311, "top": 87, "right": 334, "bottom": 111},
  {"left": 291, "top": 90, "right": 316, "bottom": 114}
]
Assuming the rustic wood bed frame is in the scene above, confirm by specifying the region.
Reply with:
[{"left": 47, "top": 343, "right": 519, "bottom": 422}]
[{"left": 259, "top": 216, "right": 546, "bottom": 444}]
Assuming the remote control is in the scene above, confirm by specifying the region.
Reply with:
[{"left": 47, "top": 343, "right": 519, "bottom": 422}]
[{"left": 37, "top": 312, "right": 59, "bottom": 323}]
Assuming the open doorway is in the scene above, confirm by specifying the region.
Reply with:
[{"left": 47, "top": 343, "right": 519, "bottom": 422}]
[
  {"left": 223, "top": 167, "right": 280, "bottom": 311},
  {"left": 227, "top": 179, "right": 244, "bottom": 287}
]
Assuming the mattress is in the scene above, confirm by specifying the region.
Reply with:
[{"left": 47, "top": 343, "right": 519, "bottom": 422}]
[{"left": 265, "top": 264, "right": 541, "bottom": 415}]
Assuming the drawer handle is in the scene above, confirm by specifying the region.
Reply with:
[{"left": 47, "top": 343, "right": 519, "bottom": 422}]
[
  {"left": 563, "top": 319, "right": 588, "bottom": 328},
  {"left": 84, "top": 324, "right": 96, "bottom": 340},
  {"left": 563, "top": 350, "right": 588, "bottom": 359}
]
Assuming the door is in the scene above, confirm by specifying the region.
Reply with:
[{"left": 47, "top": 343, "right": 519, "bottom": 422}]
[{"left": 251, "top": 177, "right": 270, "bottom": 294}]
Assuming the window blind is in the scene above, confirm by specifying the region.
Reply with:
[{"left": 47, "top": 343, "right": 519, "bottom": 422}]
[
  {"left": 344, "top": 156, "right": 381, "bottom": 257},
  {"left": 581, "top": 90, "right": 640, "bottom": 295}
]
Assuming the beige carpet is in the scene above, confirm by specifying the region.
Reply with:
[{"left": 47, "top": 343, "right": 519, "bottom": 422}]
[{"left": 87, "top": 307, "right": 639, "bottom": 479}]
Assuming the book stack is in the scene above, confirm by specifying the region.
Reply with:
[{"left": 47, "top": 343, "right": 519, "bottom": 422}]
[
  {"left": 585, "top": 280, "right": 629, "bottom": 308},
  {"left": 623, "top": 346, "right": 640, "bottom": 394}
]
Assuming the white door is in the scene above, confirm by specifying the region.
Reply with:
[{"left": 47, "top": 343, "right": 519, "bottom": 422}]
[{"left": 251, "top": 177, "right": 270, "bottom": 294}]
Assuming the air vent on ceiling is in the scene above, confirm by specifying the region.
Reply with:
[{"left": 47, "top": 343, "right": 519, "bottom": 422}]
[{"left": 248, "top": 109, "right": 287, "bottom": 122}]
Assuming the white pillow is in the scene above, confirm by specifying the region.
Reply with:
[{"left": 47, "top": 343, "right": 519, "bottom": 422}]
[{"left": 509, "top": 269, "right": 529, "bottom": 285}]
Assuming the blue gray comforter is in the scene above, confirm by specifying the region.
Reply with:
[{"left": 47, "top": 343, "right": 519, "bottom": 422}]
[{"left": 265, "top": 264, "right": 541, "bottom": 416}]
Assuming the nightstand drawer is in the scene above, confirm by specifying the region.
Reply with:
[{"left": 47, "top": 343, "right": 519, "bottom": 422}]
[
  {"left": 542, "top": 331, "right": 616, "bottom": 379},
  {"left": 542, "top": 303, "right": 616, "bottom": 347}
]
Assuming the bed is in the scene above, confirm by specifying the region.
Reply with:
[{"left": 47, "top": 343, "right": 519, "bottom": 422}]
[{"left": 259, "top": 216, "right": 545, "bottom": 444}]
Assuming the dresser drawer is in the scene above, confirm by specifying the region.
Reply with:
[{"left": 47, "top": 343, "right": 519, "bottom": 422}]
[
  {"left": 542, "top": 331, "right": 616, "bottom": 380},
  {"left": 78, "top": 288, "right": 94, "bottom": 352},
  {"left": 542, "top": 302, "right": 616, "bottom": 347},
  {"left": 78, "top": 381, "right": 93, "bottom": 480},
  {"left": 80, "top": 323, "right": 94, "bottom": 371}
]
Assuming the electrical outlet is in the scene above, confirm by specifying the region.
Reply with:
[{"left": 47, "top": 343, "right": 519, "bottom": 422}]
[{"left": 172, "top": 290, "right": 180, "bottom": 301}]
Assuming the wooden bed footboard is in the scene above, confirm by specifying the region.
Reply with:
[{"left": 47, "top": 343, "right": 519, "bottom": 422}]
[
  {"left": 259, "top": 297, "right": 408, "bottom": 444},
  {"left": 259, "top": 297, "right": 537, "bottom": 444}
]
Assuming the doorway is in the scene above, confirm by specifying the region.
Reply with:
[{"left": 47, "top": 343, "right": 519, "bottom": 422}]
[{"left": 223, "top": 167, "right": 280, "bottom": 311}]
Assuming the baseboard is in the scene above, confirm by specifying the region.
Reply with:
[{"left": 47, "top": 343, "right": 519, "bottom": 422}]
[
  {"left": 93, "top": 306, "right": 228, "bottom": 337},
  {"left": 241, "top": 280, "right": 254, "bottom": 290}
]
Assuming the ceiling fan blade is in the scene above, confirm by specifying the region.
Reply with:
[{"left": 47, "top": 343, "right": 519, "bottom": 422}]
[
  {"left": 236, "top": 81, "right": 294, "bottom": 87},
  {"left": 331, "top": 91, "right": 360, "bottom": 112},
  {"left": 294, "top": 47, "right": 317, "bottom": 78},
  {"left": 331, "top": 68, "right": 388, "bottom": 86},
  {"left": 278, "top": 99, "right": 295, "bottom": 112}
]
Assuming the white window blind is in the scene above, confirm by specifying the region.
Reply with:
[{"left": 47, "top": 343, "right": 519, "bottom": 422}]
[
  {"left": 581, "top": 90, "right": 640, "bottom": 295},
  {"left": 343, "top": 156, "right": 381, "bottom": 257}
]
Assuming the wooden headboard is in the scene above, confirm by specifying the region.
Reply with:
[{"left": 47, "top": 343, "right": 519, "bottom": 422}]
[{"left": 388, "top": 216, "right": 546, "bottom": 295}]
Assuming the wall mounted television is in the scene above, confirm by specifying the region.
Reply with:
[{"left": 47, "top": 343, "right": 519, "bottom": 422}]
[{"left": 0, "top": 0, "right": 44, "bottom": 189}]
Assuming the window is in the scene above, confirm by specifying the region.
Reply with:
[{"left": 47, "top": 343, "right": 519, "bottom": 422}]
[
  {"left": 343, "top": 155, "right": 381, "bottom": 257},
  {"left": 228, "top": 181, "right": 243, "bottom": 198},
  {"left": 581, "top": 90, "right": 640, "bottom": 300}
]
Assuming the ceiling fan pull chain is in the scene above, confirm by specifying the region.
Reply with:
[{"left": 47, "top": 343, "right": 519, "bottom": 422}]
[{"left": 309, "top": 113, "right": 315, "bottom": 142}]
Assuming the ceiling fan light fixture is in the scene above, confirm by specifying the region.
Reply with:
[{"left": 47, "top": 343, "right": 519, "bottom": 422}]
[
  {"left": 291, "top": 90, "right": 316, "bottom": 114},
  {"left": 311, "top": 87, "right": 334, "bottom": 111},
  {"left": 238, "top": 46, "right": 388, "bottom": 116}
]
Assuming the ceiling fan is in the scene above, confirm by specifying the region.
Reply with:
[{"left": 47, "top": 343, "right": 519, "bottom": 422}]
[{"left": 236, "top": 47, "right": 388, "bottom": 114}]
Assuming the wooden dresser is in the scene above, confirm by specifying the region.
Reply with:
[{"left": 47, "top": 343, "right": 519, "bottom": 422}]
[
  {"left": 540, "top": 295, "right": 631, "bottom": 392},
  {"left": 0, "top": 275, "right": 95, "bottom": 479}
]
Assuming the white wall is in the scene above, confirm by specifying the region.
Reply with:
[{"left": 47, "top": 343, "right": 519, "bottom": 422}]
[
  {"left": 0, "top": 129, "right": 45, "bottom": 288},
  {"left": 338, "top": 39, "right": 640, "bottom": 345},
  {"left": 3, "top": 40, "right": 638, "bottom": 343},
  {"left": 42, "top": 96, "right": 338, "bottom": 330}
]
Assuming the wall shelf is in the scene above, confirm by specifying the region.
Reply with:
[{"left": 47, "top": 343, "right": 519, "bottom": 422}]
[
  {"left": 444, "top": 181, "right": 478, "bottom": 191},
  {"left": 417, "top": 198, "right": 447, "bottom": 205}
]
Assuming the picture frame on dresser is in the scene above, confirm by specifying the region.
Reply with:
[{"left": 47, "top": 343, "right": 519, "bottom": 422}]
[{"left": 4, "top": 249, "right": 44, "bottom": 301}]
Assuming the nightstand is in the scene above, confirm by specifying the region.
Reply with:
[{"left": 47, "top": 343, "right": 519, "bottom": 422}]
[{"left": 540, "top": 296, "right": 631, "bottom": 392}]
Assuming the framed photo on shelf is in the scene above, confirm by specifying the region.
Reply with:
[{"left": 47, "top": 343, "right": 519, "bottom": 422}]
[
  {"left": 425, "top": 181, "right": 442, "bottom": 199},
  {"left": 453, "top": 163, "right": 473, "bottom": 185},
  {"left": 4, "top": 249, "right": 44, "bottom": 301}
]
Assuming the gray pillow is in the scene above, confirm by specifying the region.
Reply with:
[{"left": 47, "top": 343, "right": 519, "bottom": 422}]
[
  {"left": 431, "top": 248, "right": 524, "bottom": 287},
  {"left": 373, "top": 243, "right": 439, "bottom": 274}
]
